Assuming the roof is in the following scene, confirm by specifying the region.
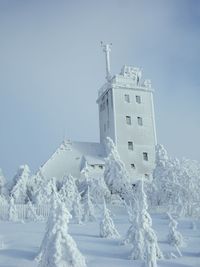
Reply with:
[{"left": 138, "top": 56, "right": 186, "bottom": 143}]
[{"left": 38, "top": 140, "right": 106, "bottom": 180}]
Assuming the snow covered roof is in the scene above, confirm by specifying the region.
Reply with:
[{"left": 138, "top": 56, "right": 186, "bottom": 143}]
[{"left": 39, "top": 140, "right": 106, "bottom": 180}]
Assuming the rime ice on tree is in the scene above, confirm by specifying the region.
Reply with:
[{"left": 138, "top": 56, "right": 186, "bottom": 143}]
[
  {"left": 126, "top": 180, "right": 162, "bottom": 265},
  {"left": 8, "top": 197, "right": 18, "bottom": 222},
  {"left": 72, "top": 191, "right": 83, "bottom": 224},
  {"left": 36, "top": 194, "right": 87, "bottom": 267},
  {"left": 82, "top": 186, "right": 96, "bottom": 222},
  {"left": 167, "top": 212, "right": 183, "bottom": 257},
  {"left": 104, "top": 137, "right": 131, "bottom": 199},
  {"left": 100, "top": 199, "right": 120, "bottom": 239},
  {"left": 10, "top": 165, "right": 30, "bottom": 204},
  {"left": 59, "top": 174, "right": 78, "bottom": 211},
  {"left": 35, "top": 177, "right": 57, "bottom": 205}
]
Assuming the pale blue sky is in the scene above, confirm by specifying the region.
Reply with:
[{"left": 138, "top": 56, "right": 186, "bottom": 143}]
[{"left": 0, "top": 0, "right": 200, "bottom": 178}]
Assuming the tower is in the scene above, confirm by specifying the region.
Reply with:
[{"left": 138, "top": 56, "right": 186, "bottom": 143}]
[{"left": 97, "top": 44, "right": 157, "bottom": 180}]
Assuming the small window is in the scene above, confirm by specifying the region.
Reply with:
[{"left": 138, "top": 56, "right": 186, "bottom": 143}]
[
  {"left": 137, "top": 117, "right": 143, "bottom": 126},
  {"left": 124, "top": 94, "right": 130, "bottom": 103},
  {"left": 99, "top": 165, "right": 103, "bottom": 169},
  {"left": 128, "top": 141, "right": 133, "bottom": 150},
  {"left": 136, "top": 95, "right": 141, "bottom": 104},
  {"left": 126, "top": 116, "right": 131, "bottom": 125},
  {"left": 131, "top": 163, "right": 135, "bottom": 169},
  {"left": 145, "top": 174, "right": 149, "bottom": 179},
  {"left": 91, "top": 165, "right": 95, "bottom": 168},
  {"left": 143, "top": 152, "right": 148, "bottom": 161}
]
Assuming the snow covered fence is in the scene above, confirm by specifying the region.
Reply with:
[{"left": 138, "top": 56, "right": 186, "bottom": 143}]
[{"left": 0, "top": 203, "right": 50, "bottom": 221}]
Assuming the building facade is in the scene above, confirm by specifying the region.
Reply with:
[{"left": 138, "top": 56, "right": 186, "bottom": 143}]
[
  {"left": 39, "top": 45, "right": 157, "bottom": 181},
  {"left": 97, "top": 65, "right": 157, "bottom": 180}
]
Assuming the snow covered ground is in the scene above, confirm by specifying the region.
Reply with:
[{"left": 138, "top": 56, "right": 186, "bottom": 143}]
[{"left": 0, "top": 207, "right": 199, "bottom": 267}]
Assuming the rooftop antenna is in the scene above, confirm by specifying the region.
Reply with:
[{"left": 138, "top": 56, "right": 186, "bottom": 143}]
[{"left": 101, "top": 42, "right": 112, "bottom": 82}]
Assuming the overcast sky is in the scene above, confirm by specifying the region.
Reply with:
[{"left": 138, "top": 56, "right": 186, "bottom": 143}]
[{"left": 0, "top": 0, "right": 200, "bottom": 178}]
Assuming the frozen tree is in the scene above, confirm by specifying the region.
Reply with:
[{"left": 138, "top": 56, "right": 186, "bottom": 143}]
[
  {"left": 35, "top": 177, "right": 57, "bottom": 205},
  {"left": 27, "top": 169, "right": 45, "bottom": 203},
  {"left": 0, "top": 168, "right": 7, "bottom": 197},
  {"left": 8, "top": 197, "right": 18, "bottom": 222},
  {"left": 128, "top": 180, "right": 162, "bottom": 264},
  {"left": 122, "top": 200, "right": 140, "bottom": 246},
  {"left": 82, "top": 186, "right": 96, "bottom": 222},
  {"left": 79, "top": 160, "right": 111, "bottom": 206},
  {"left": 26, "top": 200, "right": 39, "bottom": 221},
  {"left": 59, "top": 174, "right": 78, "bottom": 211},
  {"left": 92, "top": 176, "right": 111, "bottom": 204},
  {"left": 36, "top": 194, "right": 87, "bottom": 267},
  {"left": 104, "top": 137, "right": 131, "bottom": 200},
  {"left": 72, "top": 192, "right": 83, "bottom": 224},
  {"left": 100, "top": 199, "right": 120, "bottom": 239},
  {"left": 150, "top": 144, "right": 200, "bottom": 217},
  {"left": 36, "top": 191, "right": 60, "bottom": 262},
  {"left": 167, "top": 213, "right": 183, "bottom": 257},
  {"left": 10, "top": 165, "right": 30, "bottom": 204}
]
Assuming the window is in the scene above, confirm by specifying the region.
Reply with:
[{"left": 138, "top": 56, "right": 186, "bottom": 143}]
[
  {"left": 137, "top": 117, "right": 143, "bottom": 126},
  {"left": 99, "top": 165, "right": 103, "bottom": 169},
  {"left": 131, "top": 163, "right": 135, "bottom": 169},
  {"left": 143, "top": 152, "right": 148, "bottom": 161},
  {"left": 128, "top": 141, "right": 133, "bottom": 150},
  {"left": 136, "top": 95, "right": 141, "bottom": 104},
  {"left": 124, "top": 94, "right": 130, "bottom": 103},
  {"left": 126, "top": 116, "right": 131, "bottom": 125},
  {"left": 145, "top": 174, "right": 150, "bottom": 179}
]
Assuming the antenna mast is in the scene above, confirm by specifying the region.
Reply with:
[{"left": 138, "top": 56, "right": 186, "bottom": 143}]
[{"left": 101, "top": 42, "right": 112, "bottom": 82}]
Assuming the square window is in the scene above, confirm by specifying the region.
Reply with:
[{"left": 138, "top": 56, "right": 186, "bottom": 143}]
[
  {"left": 137, "top": 117, "right": 143, "bottom": 126},
  {"left": 124, "top": 94, "right": 130, "bottom": 103},
  {"left": 143, "top": 152, "right": 148, "bottom": 161},
  {"left": 136, "top": 95, "right": 141, "bottom": 104},
  {"left": 131, "top": 163, "right": 135, "bottom": 169},
  {"left": 126, "top": 116, "right": 131, "bottom": 125},
  {"left": 128, "top": 141, "right": 133, "bottom": 150}
]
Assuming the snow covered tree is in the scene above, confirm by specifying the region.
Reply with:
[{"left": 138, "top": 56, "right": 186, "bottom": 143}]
[
  {"left": 167, "top": 213, "right": 183, "bottom": 257},
  {"left": 82, "top": 186, "right": 96, "bottom": 222},
  {"left": 72, "top": 191, "right": 83, "bottom": 224},
  {"left": 35, "top": 177, "right": 57, "bottom": 205},
  {"left": 127, "top": 180, "right": 162, "bottom": 263},
  {"left": 36, "top": 194, "right": 87, "bottom": 267},
  {"left": 36, "top": 191, "right": 60, "bottom": 263},
  {"left": 10, "top": 165, "right": 30, "bottom": 204},
  {"left": 150, "top": 144, "right": 200, "bottom": 217},
  {"left": 100, "top": 199, "right": 120, "bottom": 239},
  {"left": 59, "top": 174, "right": 78, "bottom": 211},
  {"left": 27, "top": 169, "right": 45, "bottom": 203},
  {"left": 8, "top": 197, "right": 18, "bottom": 222},
  {"left": 104, "top": 137, "right": 131, "bottom": 200},
  {"left": 0, "top": 168, "right": 7, "bottom": 197}
]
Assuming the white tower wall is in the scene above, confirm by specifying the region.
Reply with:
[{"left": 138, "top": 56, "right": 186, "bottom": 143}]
[{"left": 97, "top": 65, "right": 157, "bottom": 181}]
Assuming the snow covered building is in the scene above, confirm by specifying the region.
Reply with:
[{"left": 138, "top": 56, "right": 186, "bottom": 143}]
[{"left": 40, "top": 44, "right": 157, "bottom": 181}]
